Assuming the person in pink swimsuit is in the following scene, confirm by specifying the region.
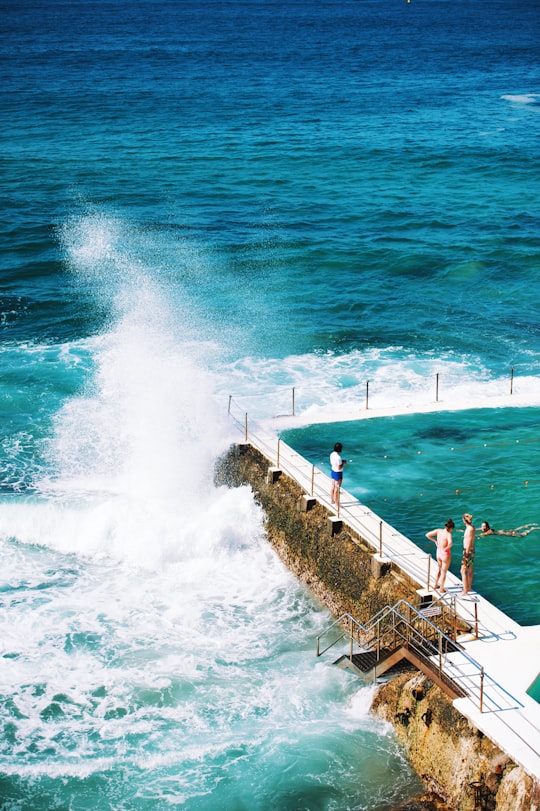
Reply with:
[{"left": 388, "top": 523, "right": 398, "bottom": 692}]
[{"left": 426, "top": 518, "right": 455, "bottom": 593}]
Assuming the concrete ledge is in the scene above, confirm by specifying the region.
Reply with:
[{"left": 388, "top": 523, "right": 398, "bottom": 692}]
[
  {"left": 416, "top": 588, "right": 434, "bottom": 608},
  {"left": 266, "top": 467, "right": 282, "bottom": 484},
  {"left": 371, "top": 554, "right": 392, "bottom": 578},
  {"left": 328, "top": 516, "right": 343, "bottom": 536},
  {"left": 297, "top": 495, "right": 316, "bottom": 512}
]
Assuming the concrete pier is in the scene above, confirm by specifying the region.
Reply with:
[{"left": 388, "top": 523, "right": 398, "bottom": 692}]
[{"left": 227, "top": 417, "right": 540, "bottom": 785}]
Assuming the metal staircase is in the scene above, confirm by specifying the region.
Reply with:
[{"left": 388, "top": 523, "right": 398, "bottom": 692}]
[{"left": 317, "top": 599, "right": 469, "bottom": 700}]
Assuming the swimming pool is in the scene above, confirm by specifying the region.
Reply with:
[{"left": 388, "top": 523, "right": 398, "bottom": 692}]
[{"left": 280, "top": 407, "right": 540, "bottom": 626}]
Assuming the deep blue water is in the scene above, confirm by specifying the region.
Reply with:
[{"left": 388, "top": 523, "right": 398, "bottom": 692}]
[{"left": 1, "top": 0, "right": 539, "bottom": 808}]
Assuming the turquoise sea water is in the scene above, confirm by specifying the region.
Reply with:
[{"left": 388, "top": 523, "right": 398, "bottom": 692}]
[{"left": 1, "top": 0, "right": 539, "bottom": 808}]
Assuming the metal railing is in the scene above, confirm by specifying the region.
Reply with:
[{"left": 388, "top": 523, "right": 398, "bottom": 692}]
[
  {"left": 316, "top": 599, "right": 520, "bottom": 715},
  {"left": 227, "top": 393, "right": 536, "bottom": 646},
  {"left": 227, "top": 366, "right": 521, "bottom": 425},
  {"left": 225, "top": 392, "right": 540, "bottom": 766},
  {"left": 227, "top": 398, "right": 443, "bottom": 590}
]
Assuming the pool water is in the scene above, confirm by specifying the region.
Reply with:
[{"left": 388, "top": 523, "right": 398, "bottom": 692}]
[{"left": 281, "top": 407, "right": 540, "bottom": 626}]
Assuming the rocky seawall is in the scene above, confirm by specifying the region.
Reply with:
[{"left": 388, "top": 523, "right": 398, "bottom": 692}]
[{"left": 215, "top": 443, "right": 540, "bottom": 811}]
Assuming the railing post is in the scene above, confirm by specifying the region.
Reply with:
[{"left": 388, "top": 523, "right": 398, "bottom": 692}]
[
  {"left": 435, "top": 372, "right": 439, "bottom": 402},
  {"left": 244, "top": 412, "right": 248, "bottom": 443},
  {"left": 311, "top": 464, "right": 315, "bottom": 497},
  {"left": 438, "top": 632, "right": 443, "bottom": 673},
  {"left": 426, "top": 554, "right": 431, "bottom": 591},
  {"left": 292, "top": 386, "right": 296, "bottom": 416},
  {"left": 474, "top": 602, "right": 479, "bottom": 639},
  {"left": 510, "top": 366, "right": 514, "bottom": 395},
  {"left": 365, "top": 380, "right": 369, "bottom": 410},
  {"left": 379, "top": 520, "right": 383, "bottom": 556},
  {"left": 277, "top": 438, "right": 281, "bottom": 467},
  {"left": 349, "top": 616, "right": 354, "bottom": 661},
  {"left": 479, "top": 667, "right": 484, "bottom": 712},
  {"left": 228, "top": 394, "right": 232, "bottom": 415}
]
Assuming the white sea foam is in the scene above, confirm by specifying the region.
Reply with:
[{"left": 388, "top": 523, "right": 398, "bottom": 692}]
[
  {"left": 502, "top": 93, "right": 540, "bottom": 105},
  {"left": 217, "top": 348, "right": 540, "bottom": 428},
  {"left": 0, "top": 213, "right": 398, "bottom": 798}
]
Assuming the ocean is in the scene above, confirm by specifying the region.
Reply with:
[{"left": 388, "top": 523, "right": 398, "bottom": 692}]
[{"left": 1, "top": 0, "right": 539, "bottom": 808}]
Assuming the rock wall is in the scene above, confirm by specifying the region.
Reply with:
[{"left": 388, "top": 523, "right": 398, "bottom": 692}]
[
  {"left": 215, "top": 443, "right": 420, "bottom": 621},
  {"left": 372, "top": 673, "right": 540, "bottom": 811},
  {"left": 215, "top": 444, "right": 540, "bottom": 811}
]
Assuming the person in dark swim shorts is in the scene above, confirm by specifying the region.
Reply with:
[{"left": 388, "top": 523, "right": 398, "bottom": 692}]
[{"left": 460, "top": 513, "right": 476, "bottom": 597}]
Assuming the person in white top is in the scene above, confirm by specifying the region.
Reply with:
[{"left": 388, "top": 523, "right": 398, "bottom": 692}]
[{"left": 329, "top": 442, "right": 346, "bottom": 506}]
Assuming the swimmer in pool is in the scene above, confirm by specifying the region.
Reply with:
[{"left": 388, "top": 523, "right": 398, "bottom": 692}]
[{"left": 480, "top": 521, "right": 539, "bottom": 537}]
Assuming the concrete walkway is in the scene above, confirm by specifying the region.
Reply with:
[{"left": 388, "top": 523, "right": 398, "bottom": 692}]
[{"left": 234, "top": 407, "right": 540, "bottom": 780}]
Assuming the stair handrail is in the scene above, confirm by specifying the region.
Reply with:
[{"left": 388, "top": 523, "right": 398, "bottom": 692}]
[
  {"left": 316, "top": 612, "right": 369, "bottom": 658},
  {"left": 316, "top": 599, "right": 498, "bottom": 711}
]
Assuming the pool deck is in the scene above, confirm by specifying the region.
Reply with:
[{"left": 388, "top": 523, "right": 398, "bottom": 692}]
[{"left": 236, "top": 396, "right": 540, "bottom": 781}]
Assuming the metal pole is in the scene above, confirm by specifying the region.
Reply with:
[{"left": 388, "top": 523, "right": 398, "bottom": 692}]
[
  {"left": 510, "top": 366, "right": 514, "bottom": 395},
  {"left": 228, "top": 394, "right": 232, "bottom": 415},
  {"left": 427, "top": 555, "right": 431, "bottom": 591},
  {"left": 244, "top": 412, "right": 248, "bottom": 443},
  {"left": 350, "top": 617, "right": 354, "bottom": 661},
  {"left": 311, "top": 465, "right": 315, "bottom": 496},
  {"left": 366, "top": 380, "right": 369, "bottom": 410},
  {"left": 435, "top": 372, "right": 439, "bottom": 402},
  {"left": 474, "top": 602, "right": 479, "bottom": 639},
  {"left": 479, "top": 667, "right": 484, "bottom": 712},
  {"left": 277, "top": 438, "right": 281, "bottom": 467},
  {"left": 379, "top": 520, "right": 383, "bottom": 556},
  {"left": 292, "top": 386, "right": 295, "bottom": 416}
]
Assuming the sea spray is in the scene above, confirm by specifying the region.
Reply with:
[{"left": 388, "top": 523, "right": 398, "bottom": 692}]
[{"left": 0, "top": 213, "right": 423, "bottom": 809}]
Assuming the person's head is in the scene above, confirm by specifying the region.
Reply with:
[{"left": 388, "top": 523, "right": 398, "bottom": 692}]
[
  {"left": 334, "top": 442, "right": 343, "bottom": 453},
  {"left": 463, "top": 513, "right": 473, "bottom": 525},
  {"left": 445, "top": 519, "right": 455, "bottom": 531},
  {"left": 481, "top": 521, "right": 491, "bottom": 532}
]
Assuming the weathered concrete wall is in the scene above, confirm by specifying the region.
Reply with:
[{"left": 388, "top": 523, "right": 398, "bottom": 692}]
[{"left": 215, "top": 444, "right": 540, "bottom": 811}]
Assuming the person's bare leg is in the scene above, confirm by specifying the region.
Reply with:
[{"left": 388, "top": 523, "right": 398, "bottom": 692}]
[
  {"left": 439, "top": 560, "right": 449, "bottom": 592},
  {"left": 434, "top": 560, "right": 442, "bottom": 590},
  {"left": 460, "top": 564, "right": 472, "bottom": 595}
]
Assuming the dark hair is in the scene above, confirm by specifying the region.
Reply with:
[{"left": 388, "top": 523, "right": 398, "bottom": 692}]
[
  {"left": 334, "top": 442, "right": 343, "bottom": 453},
  {"left": 445, "top": 519, "right": 455, "bottom": 530}
]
